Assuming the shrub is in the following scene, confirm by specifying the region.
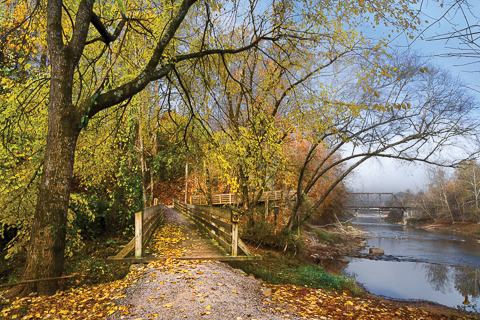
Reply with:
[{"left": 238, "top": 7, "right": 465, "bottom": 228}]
[
  {"left": 240, "top": 219, "right": 303, "bottom": 253},
  {"left": 314, "top": 229, "right": 341, "bottom": 244}
]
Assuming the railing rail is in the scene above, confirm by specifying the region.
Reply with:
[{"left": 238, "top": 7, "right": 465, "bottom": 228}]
[
  {"left": 173, "top": 199, "right": 253, "bottom": 257},
  {"left": 190, "top": 190, "right": 296, "bottom": 205},
  {"left": 111, "top": 201, "right": 165, "bottom": 260}
]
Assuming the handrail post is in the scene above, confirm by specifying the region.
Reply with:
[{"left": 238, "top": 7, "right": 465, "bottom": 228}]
[
  {"left": 135, "top": 211, "right": 143, "bottom": 258},
  {"left": 231, "top": 211, "right": 238, "bottom": 257}
]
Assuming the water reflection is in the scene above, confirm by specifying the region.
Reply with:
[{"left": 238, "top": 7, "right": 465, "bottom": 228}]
[
  {"left": 344, "top": 214, "right": 480, "bottom": 311},
  {"left": 421, "top": 264, "right": 480, "bottom": 302},
  {"left": 455, "top": 268, "right": 480, "bottom": 299},
  {"left": 422, "top": 263, "right": 451, "bottom": 294},
  {"left": 344, "top": 259, "right": 480, "bottom": 312}
]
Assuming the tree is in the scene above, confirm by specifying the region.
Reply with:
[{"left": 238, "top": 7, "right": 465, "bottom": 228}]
[
  {"left": 455, "top": 160, "right": 480, "bottom": 222},
  {"left": 0, "top": 0, "right": 428, "bottom": 297},
  {"left": 285, "top": 51, "right": 480, "bottom": 229},
  {"left": 283, "top": 138, "right": 346, "bottom": 224},
  {"left": 425, "top": 167, "right": 456, "bottom": 223},
  {"left": 425, "top": 1, "right": 480, "bottom": 67}
]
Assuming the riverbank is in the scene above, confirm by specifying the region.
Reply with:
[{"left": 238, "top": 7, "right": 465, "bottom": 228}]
[
  {"left": 302, "top": 223, "right": 369, "bottom": 266},
  {"left": 411, "top": 220, "right": 480, "bottom": 239}
]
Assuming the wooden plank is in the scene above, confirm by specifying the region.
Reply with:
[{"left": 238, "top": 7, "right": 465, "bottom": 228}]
[
  {"left": 215, "top": 234, "right": 232, "bottom": 253},
  {"left": 193, "top": 205, "right": 231, "bottom": 220},
  {"left": 114, "top": 238, "right": 135, "bottom": 259},
  {"left": 143, "top": 209, "right": 163, "bottom": 230},
  {"left": 215, "top": 227, "right": 231, "bottom": 243},
  {"left": 143, "top": 210, "right": 164, "bottom": 246},
  {"left": 238, "top": 238, "right": 253, "bottom": 256},
  {"left": 193, "top": 210, "right": 211, "bottom": 222},
  {"left": 106, "top": 255, "right": 263, "bottom": 263},
  {"left": 143, "top": 204, "right": 164, "bottom": 220},
  {"left": 193, "top": 210, "right": 231, "bottom": 232},
  {"left": 210, "top": 218, "right": 232, "bottom": 233}
]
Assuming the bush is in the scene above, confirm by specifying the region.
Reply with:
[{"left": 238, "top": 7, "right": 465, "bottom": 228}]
[
  {"left": 314, "top": 229, "right": 341, "bottom": 244},
  {"left": 240, "top": 220, "right": 303, "bottom": 253},
  {"left": 296, "top": 265, "right": 355, "bottom": 290}
]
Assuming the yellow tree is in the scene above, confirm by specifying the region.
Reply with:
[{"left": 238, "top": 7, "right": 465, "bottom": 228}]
[{"left": 2, "top": 0, "right": 425, "bottom": 297}]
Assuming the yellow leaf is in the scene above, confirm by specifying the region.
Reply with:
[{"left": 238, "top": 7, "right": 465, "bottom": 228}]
[{"left": 206, "top": 305, "right": 211, "bottom": 309}]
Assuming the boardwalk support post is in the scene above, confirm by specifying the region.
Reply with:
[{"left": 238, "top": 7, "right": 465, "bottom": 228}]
[
  {"left": 231, "top": 211, "right": 239, "bottom": 257},
  {"left": 135, "top": 211, "right": 143, "bottom": 258},
  {"left": 265, "top": 198, "right": 269, "bottom": 218}
]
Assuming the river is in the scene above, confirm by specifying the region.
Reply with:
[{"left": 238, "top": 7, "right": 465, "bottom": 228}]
[{"left": 343, "top": 214, "right": 480, "bottom": 313}]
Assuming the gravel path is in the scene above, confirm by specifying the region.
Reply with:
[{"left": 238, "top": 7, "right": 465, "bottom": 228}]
[{"left": 107, "top": 259, "right": 304, "bottom": 320}]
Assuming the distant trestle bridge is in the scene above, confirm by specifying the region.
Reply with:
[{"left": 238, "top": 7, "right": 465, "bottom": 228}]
[{"left": 346, "top": 192, "right": 414, "bottom": 223}]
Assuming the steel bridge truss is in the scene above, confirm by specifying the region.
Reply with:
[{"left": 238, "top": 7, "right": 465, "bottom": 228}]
[{"left": 346, "top": 192, "right": 412, "bottom": 211}]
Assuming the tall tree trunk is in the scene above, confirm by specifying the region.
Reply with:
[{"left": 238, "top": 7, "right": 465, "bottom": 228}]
[
  {"left": 8, "top": 47, "right": 81, "bottom": 297},
  {"left": 135, "top": 119, "right": 148, "bottom": 208},
  {"left": 5, "top": 0, "right": 93, "bottom": 297}
]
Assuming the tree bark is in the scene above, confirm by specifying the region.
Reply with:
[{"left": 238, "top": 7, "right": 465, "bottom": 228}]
[
  {"left": 135, "top": 118, "right": 148, "bottom": 208},
  {"left": 8, "top": 49, "right": 81, "bottom": 297},
  {"left": 5, "top": 0, "right": 92, "bottom": 297}
]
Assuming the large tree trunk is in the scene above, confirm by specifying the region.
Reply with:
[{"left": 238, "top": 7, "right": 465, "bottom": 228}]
[
  {"left": 8, "top": 52, "right": 81, "bottom": 297},
  {"left": 6, "top": 0, "right": 85, "bottom": 295}
]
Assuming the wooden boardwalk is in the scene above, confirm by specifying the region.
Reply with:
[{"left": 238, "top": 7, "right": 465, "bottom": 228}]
[
  {"left": 107, "top": 206, "right": 260, "bottom": 263},
  {"left": 190, "top": 190, "right": 296, "bottom": 205}
]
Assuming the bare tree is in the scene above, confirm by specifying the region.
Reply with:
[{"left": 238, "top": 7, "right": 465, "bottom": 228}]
[
  {"left": 425, "top": 1, "right": 480, "bottom": 69},
  {"left": 285, "top": 51, "right": 480, "bottom": 229}
]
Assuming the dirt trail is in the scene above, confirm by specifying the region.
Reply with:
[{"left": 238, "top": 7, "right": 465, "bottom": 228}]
[{"left": 106, "top": 259, "right": 303, "bottom": 320}]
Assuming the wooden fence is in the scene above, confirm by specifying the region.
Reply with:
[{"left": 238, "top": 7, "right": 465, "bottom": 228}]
[
  {"left": 173, "top": 199, "right": 254, "bottom": 258},
  {"left": 190, "top": 190, "right": 296, "bottom": 205},
  {"left": 108, "top": 202, "right": 165, "bottom": 260}
]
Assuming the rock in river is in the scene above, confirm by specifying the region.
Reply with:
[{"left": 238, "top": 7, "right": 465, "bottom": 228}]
[{"left": 369, "top": 247, "right": 385, "bottom": 255}]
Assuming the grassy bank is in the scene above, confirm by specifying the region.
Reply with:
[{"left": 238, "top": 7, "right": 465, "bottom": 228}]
[{"left": 228, "top": 245, "right": 361, "bottom": 295}]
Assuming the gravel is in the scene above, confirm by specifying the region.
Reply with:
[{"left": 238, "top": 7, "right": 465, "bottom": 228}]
[{"left": 107, "top": 259, "right": 304, "bottom": 320}]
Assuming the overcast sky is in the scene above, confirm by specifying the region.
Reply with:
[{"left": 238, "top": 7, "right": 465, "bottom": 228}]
[{"left": 348, "top": 1, "right": 479, "bottom": 194}]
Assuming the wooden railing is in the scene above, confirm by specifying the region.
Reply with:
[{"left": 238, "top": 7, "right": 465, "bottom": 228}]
[
  {"left": 173, "top": 199, "right": 253, "bottom": 258},
  {"left": 190, "top": 190, "right": 296, "bottom": 205},
  {"left": 109, "top": 202, "right": 165, "bottom": 260}
]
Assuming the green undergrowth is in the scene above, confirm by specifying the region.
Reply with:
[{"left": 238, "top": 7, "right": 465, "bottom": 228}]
[
  {"left": 314, "top": 229, "right": 342, "bottom": 244},
  {"left": 63, "top": 237, "right": 131, "bottom": 285},
  {"left": 0, "top": 236, "right": 132, "bottom": 290},
  {"left": 228, "top": 248, "right": 359, "bottom": 294}
]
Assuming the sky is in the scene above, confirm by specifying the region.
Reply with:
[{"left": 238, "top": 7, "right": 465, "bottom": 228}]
[{"left": 348, "top": 0, "right": 479, "bottom": 194}]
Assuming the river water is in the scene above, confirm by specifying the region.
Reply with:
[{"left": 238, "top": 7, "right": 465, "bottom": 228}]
[{"left": 343, "top": 214, "right": 480, "bottom": 312}]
